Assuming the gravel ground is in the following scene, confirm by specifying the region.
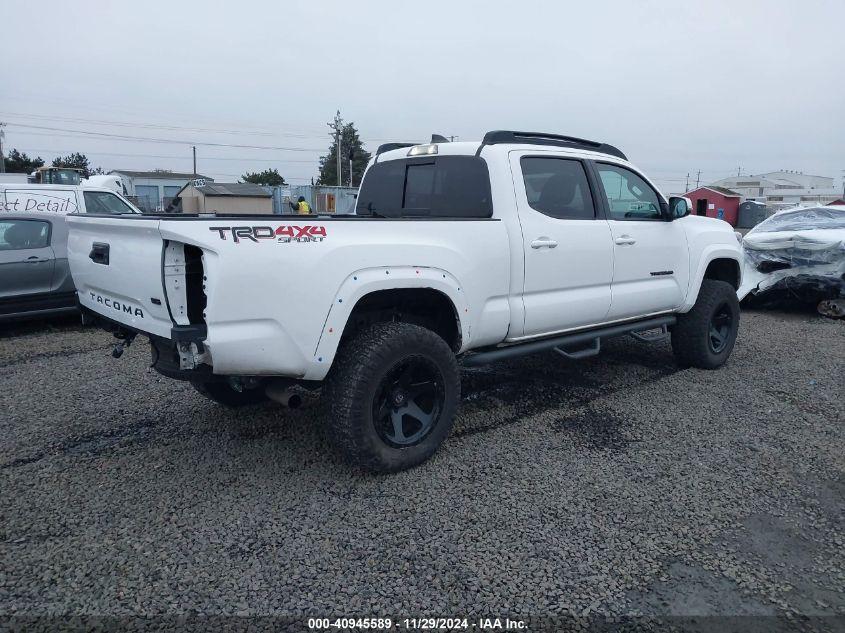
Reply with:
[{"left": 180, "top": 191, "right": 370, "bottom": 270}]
[{"left": 0, "top": 309, "right": 842, "bottom": 630}]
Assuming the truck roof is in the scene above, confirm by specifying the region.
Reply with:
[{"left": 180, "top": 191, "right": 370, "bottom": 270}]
[
  {"left": 375, "top": 130, "right": 629, "bottom": 164},
  {"left": 0, "top": 183, "right": 117, "bottom": 194}
]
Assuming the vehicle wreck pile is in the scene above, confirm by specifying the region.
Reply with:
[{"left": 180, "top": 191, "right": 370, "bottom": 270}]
[{"left": 738, "top": 206, "right": 845, "bottom": 317}]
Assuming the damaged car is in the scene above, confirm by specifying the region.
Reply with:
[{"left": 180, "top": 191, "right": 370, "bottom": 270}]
[{"left": 738, "top": 205, "right": 845, "bottom": 316}]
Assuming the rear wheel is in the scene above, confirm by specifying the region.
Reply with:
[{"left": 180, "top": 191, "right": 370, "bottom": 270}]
[
  {"left": 323, "top": 322, "right": 460, "bottom": 472},
  {"left": 191, "top": 380, "right": 268, "bottom": 407},
  {"left": 671, "top": 279, "right": 740, "bottom": 369}
]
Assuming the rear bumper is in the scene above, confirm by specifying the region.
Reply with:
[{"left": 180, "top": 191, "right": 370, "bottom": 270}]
[
  {"left": 82, "top": 305, "right": 206, "bottom": 342},
  {"left": 81, "top": 306, "right": 212, "bottom": 382},
  {"left": 81, "top": 306, "right": 312, "bottom": 381}
]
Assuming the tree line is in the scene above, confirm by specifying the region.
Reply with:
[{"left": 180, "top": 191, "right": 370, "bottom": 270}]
[{"left": 3, "top": 150, "right": 103, "bottom": 178}]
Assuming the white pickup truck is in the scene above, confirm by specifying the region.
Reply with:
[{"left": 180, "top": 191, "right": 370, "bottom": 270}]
[{"left": 67, "top": 131, "right": 742, "bottom": 472}]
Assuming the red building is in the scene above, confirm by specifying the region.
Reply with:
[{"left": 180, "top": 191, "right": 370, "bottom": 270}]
[{"left": 683, "top": 186, "right": 741, "bottom": 226}]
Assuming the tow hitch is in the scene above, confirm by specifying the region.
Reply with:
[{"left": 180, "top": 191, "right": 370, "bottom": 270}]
[
  {"left": 177, "top": 341, "right": 202, "bottom": 370},
  {"left": 111, "top": 331, "right": 137, "bottom": 358}
]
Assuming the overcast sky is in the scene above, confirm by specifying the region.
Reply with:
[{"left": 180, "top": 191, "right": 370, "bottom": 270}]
[{"left": 2, "top": 0, "right": 843, "bottom": 192}]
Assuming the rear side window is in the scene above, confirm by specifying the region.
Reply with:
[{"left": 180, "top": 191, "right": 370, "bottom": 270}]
[
  {"left": 0, "top": 220, "right": 50, "bottom": 250},
  {"left": 83, "top": 191, "right": 138, "bottom": 215},
  {"left": 520, "top": 157, "right": 595, "bottom": 220},
  {"left": 356, "top": 156, "right": 492, "bottom": 218}
]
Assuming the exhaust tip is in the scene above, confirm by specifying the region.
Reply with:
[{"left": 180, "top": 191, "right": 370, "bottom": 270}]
[{"left": 265, "top": 380, "right": 303, "bottom": 409}]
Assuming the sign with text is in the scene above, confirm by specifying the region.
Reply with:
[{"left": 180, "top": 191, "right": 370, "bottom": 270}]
[{"left": 1, "top": 189, "right": 81, "bottom": 214}]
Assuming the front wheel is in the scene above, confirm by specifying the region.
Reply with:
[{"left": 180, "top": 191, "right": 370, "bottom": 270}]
[
  {"left": 323, "top": 322, "right": 460, "bottom": 472},
  {"left": 671, "top": 279, "right": 740, "bottom": 369}
]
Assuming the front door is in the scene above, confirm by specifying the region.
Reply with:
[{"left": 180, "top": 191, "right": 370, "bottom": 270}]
[
  {"left": 0, "top": 218, "right": 55, "bottom": 300},
  {"left": 511, "top": 152, "right": 613, "bottom": 339},
  {"left": 593, "top": 162, "right": 690, "bottom": 321}
]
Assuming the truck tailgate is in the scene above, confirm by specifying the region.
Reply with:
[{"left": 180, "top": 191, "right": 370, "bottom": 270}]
[{"left": 67, "top": 216, "right": 174, "bottom": 338}]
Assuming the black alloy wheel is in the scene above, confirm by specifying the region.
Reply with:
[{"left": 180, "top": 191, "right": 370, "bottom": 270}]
[
  {"left": 372, "top": 356, "right": 445, "bottom": 447},
  {"left": 708, "top": 302, "right": 734, "bottom": 353}
]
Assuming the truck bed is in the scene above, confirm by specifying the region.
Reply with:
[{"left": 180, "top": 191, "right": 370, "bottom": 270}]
[{"left": 67, "top": 214, "right": 512, "bottom": 380}]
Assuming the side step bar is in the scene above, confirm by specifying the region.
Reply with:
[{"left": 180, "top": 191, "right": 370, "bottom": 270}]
[{"left": 461, "top": 315, "right": 676, "bottom": 367}]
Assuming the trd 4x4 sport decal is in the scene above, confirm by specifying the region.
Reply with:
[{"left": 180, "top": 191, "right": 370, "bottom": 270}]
[{"left": 209, "top": 225, "right": 327, "bottom": 244}]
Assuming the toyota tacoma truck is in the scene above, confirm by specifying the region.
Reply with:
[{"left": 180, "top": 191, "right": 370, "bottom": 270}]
[{"left": 67, "top": 130, "right": 742, "bottom": 472}]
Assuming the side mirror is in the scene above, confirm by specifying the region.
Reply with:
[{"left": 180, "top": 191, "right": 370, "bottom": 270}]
[{"left": 669, "top": 196, "right": 691, "bottom": 219}]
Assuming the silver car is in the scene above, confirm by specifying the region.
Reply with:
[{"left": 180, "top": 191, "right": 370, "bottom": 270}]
[{"left": 0, "top": 212, "right": 77, "bottom": 321}]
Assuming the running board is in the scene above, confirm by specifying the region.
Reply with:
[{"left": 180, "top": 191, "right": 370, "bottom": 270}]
[
  {"left": 461, "top": 316, "right": 676, "bottom": 367},
  {"left": 629, "top": 324, "right": 670, "bottom": 343}
]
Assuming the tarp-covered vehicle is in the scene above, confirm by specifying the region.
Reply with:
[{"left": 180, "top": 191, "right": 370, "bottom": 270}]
[{"left": 738, "top": 205, "right": 845, "bottom": 316}]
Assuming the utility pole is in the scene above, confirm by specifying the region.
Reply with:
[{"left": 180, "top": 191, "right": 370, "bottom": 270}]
[
  {"left": 685, "top": 173, "right": 690, "bottom": 191},
  {"left": 192, "top": 146, "right": 197, "bottom": 179},
  {"left": 695, "top": 170, "right": 701, "bottom": 188},
  {"left": 737, "top": 167, "right": 741, "bottom": 177},
  {"left": 0, "top": 123, "right": 6, "bottom": 174},
  {"left": 336, "top": 127, "right": 342, "bottom": 187}
]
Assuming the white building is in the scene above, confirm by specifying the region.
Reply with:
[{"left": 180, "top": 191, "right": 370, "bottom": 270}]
[
  {"left": 710, "top": 170, "right": 841, "bottom": 209},
  {"left": 109, "top": 170, "right": 214, "bottom": 213}
]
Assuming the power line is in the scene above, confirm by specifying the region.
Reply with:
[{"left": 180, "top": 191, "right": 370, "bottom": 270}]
[
  {"left": 0, "top": 110, "right": 284, "bottom": 137},
  {"left": 0, "top": 110, "right": 416, "bottom": 144},
  {"left": 15, "top": 147, "right": 319, "bottom": 164},
  {"left": 4, "top": 122, "right": 325, "bottom": 152}
]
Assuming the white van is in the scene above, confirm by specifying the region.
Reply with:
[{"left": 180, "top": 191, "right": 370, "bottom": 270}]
[{"left": 0, "top": 183, "right": 141, "bottom": 216}]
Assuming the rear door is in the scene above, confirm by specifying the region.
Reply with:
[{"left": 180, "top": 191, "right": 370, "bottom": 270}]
[
  {"left": 592, "top": 162, "right": 690, "bottom": 320},
  {"left": 0, "top": 218, "right": 55, "bottom": 301},
  {"left": 67, "top": 216, "right": 174, "bottom": 337},
  {"left": 511, "top": 152, "right": 613, "bottom": 337}
]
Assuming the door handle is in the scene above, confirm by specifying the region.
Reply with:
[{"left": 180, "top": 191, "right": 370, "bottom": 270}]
[
  {"left": 530, "top": 238, "right": 558, "bottom": 249},
  {"left": 614, "top": 236, "right": 636, "bottom": 245},
  {"left": 89, "top": 242, "right": 110, "bottom": 265},
  {"left": 26, "top": 256, "right": 48, "bottom": 263}
]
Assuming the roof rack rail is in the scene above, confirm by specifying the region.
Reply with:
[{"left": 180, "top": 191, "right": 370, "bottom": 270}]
[
  {"left": 476, "top": 130, "right": 626, "bottom": 160},
  {"left": 376, "top": 142, "right": 417, "bottom": 155}
]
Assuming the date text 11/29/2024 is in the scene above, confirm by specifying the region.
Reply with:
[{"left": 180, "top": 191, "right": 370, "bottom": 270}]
[{"left": 307, "top": 617, "right": 527, "bottom": 630}]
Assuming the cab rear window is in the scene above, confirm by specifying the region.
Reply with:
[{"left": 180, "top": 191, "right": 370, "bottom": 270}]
[{"left": 356, "top": 156, "right": 492, "bottom": 218}]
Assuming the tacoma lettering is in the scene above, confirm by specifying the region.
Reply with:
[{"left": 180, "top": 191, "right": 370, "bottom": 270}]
[{"left": 90, "top": 292, "right": 144, "bottom": 318}]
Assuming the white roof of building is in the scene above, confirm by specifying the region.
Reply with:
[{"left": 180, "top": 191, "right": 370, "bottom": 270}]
[{"left": 766, "top": 188, "right": 842, "bottom": 197}]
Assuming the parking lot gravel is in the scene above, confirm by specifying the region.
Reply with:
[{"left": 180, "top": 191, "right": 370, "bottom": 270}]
[{"left": 0, "top": 309, "right": 842, "bottom": 629}]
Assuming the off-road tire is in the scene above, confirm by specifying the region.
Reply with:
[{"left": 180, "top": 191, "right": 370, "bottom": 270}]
[
  {"left": 323, "top": 322, "right": 460, "bottom": 473},
  {"left": 671, "top": 279, "right": 740, "bottom": 369},
  {"left": 191, "top": 380, "right": 268, "bottom": 407}
]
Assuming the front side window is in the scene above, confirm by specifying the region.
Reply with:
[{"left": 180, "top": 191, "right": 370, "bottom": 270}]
[
  {"left": 357, "top": 156, "right": 492, "bottom": 218},
  {"left": 596, "top": 163, "right": 662, "bottom": 221},
  {"left": 83, "top": 191, "right": 139, "bottom": 215},
  {"left": 0, "top": 220, "right": 50, "bottom": 250},
  {"left": 520, "top": 157, "right": 595, "bottom": 220}
]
